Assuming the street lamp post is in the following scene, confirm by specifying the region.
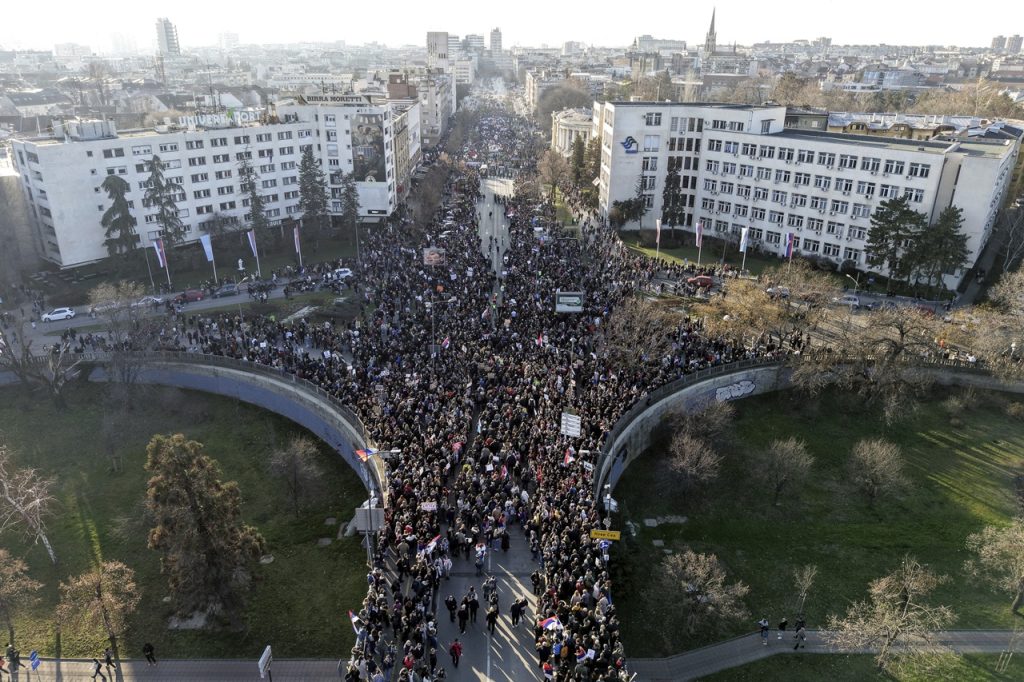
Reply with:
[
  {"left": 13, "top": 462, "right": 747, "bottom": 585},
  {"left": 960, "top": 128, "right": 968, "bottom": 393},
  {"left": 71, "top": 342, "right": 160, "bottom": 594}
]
[{"left": 845, "top": 273, "right": 861, "bottom": 294}]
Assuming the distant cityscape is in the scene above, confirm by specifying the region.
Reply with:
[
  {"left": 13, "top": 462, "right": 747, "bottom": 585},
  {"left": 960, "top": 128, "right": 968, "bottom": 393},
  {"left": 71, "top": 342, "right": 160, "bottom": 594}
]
[{"left": 1, "top": 12, "right": 1022, "bottom": 287}]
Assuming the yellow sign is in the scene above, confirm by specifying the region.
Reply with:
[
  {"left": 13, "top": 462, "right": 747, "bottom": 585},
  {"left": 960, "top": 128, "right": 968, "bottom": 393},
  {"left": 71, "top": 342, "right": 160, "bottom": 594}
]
[{"left": 589, "top": 529, "right": 621, "bottom": 541}]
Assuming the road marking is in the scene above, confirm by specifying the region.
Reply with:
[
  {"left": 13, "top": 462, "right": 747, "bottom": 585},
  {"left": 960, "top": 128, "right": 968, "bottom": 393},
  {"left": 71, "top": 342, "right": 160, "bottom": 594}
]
[{"left": 486, "top": 545, "right": 493, "bottom": 681}]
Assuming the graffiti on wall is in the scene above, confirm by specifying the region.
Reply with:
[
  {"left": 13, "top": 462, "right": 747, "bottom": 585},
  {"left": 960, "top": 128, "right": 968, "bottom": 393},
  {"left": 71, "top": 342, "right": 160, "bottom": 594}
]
[{"left": 715, "top": 379, "right": 755, "bottom": 401}]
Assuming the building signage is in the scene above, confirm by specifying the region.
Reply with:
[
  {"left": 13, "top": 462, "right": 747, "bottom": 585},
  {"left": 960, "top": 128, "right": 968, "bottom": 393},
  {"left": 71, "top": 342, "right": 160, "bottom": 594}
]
[
  {"left": 560, "top": 412, "right": 582, "bottom": 437},
  {"left": 589, "top": 529, "right": 621, "bottom": 541},
  {"left": 620, "top": 136, "right": 639, "bottom": 154},
  {"left": 555, "top": 290, "right": 585, "bottom": 313},
  {"left": 178, "top": 110, "right": 261, "bottom": 128}
]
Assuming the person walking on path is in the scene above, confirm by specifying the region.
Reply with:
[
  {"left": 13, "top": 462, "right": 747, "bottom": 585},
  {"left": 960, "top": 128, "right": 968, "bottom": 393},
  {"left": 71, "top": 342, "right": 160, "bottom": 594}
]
[
  {"left": 486, "top": 604, "right": 499, "bottom": 635},
  {"left": 758, "top": 617, "right": 770, "bottom": 645},
  {"left": 510, "top": 597, "right": 523, "bottom": 626},
  {"left": 794, "top": 625, "right": 807, "bottom": 650},
  {"left": 457, "top": 601, "right": 469, "bottom": 634},
  {"left": 91, "top": 658, "right": 106, "bottom": 681},
  {"left": 468, "top": 590, "right": 479, "bottom": 624},
  {"left": 778, "top": 617, "right": 788, "bottom": 640},
  {"left": 143, "top": 642, "right": 157, "bottom": 666},
  {"left": 103, "top": 647, "right": 116, "bottom": 674},
  {"left": 445, "top": 595, "right": 457, "bottom": 622},
  {"left": 448, "top": 639, "right": 462, "bottom": 668}
]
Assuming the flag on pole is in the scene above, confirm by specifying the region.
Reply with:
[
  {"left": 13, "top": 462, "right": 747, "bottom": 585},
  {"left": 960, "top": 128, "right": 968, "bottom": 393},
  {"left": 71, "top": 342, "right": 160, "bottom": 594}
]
[
  {"left": 563, "top": 450, "right": 575, "bottom": 466},
  {"left": 441, "top": 336, "right": 450, "bottom": 350},
  {"left": 293, "top": 225, "right": 302, "bottom": 256},
  {"left": 739, "top": 227, "right": 749, "bottom": 254},
  {"left": 655, "top": 219, "right": 661, "bottom": 246},
  {"left": 500, "top": 464, "right": 508, "bottom": 479},
  {"left": 355, "top": 448, "right": 377, "bottom": 462},
  {"left": 785, "top": 232, "right": 795, "bottom": 259},
  {"left": 536, "top": 332, "right": 544, "bottom": 347},
  {"left": 695, "top": 220, "right": 704, "bottom": 248},
  {"left": 152, "top": 238, "right": 168, "bottom": 269},
  {"left": 247, "top": 229, "right": 258, "bottom": 258},
  {"left": 347, "top": 610, "right": 363, "bottom": 635},
  {"left": 198, "top": 234, "right": 214, "bottom": 262}
]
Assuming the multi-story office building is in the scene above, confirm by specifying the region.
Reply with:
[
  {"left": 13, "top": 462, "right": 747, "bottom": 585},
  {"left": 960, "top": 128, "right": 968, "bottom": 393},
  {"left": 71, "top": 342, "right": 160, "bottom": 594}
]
[
  {"left": 426, "top": 32, "right": 449, "bottom": 70},
  {"left": 595, "top": 101, "right": 1020, "bottom": 286},
  {"left": 992, "top": 35, "right": 1007, "bottom": 51},
  {"left": 155, "top": 18, "right": 181, "bottom": 56},
  {"left": 1009, "top": 34, "right": 1023, "bottom": 54},
  {"left": 11, "top": 95, "right": 418, "bottom": 268},
  {"left": 416, "top": 72, "right": 455, "bottom": 148},
  {"left": 490, "top": 28, "right": 503, "bottom": 54},
  {"left": 464, "top": 35, "right": 485, "bottom": 52}
]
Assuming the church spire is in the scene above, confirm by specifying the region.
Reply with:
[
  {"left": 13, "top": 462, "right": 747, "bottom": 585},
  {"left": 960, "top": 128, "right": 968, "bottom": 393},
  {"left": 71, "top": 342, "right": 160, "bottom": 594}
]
[{"left": 705, "top": 8, "right": 717, "bottom": 56}]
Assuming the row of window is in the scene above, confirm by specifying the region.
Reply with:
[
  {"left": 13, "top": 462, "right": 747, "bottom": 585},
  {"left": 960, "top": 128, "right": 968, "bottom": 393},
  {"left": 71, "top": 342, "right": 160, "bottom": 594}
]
[
  {"left": 707, "top": 141, "right": 932, "bottom": 178},
  {"left": 702, "top": 163, "right": 928, "bottom": 201},
  {"left": 707, "top": 221, "right": 864, "bottom": 260},
  {"left": 703, "top": 179, "right": 926, "bottom": 205}
]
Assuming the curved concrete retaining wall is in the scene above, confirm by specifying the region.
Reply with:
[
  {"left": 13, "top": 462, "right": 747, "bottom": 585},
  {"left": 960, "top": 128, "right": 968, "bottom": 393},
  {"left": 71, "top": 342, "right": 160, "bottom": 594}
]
[{"left": 596, "top": 361, "right": 1024, "bottom": 497}]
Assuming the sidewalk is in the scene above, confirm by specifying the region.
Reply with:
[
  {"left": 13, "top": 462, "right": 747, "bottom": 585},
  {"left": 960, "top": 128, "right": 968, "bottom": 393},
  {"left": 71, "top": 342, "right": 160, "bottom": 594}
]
[
  {"left": 0, "top": 658, "right": 341, "bottom": 681},
  {"left": 627, "top": 629, "right": 1021, "bottom": 681}
]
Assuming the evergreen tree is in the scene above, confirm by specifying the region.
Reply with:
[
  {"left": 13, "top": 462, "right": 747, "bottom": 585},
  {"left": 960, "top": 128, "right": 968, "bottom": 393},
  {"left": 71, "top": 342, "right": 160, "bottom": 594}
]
[
  {"left": 297, "top": 146, "right": 329, "bottom": 235},
  {"left": 145, "top": 434, "right": 265, "bottom": 622},
  {"left": 865, "top": 196, "right": 927, "bottom": 290},
  {"left": 144, "top": 155, "right": 186, "bottom": 246},
  {"left": 339, "top": 172, "right": 361, "bottom": 239},
  {"left": 570, "top": 135, "right": 586, "bottom": 187},
  {"left": 661, "top": 167, "right": 684, "bottom": 233},
  {"left": 237, "top": 153, "right": 268, "bottom": 236},
  {"left": 100, "top": 175, "right": 140, "bottom": 258},
  {"left": 913, "top": 206, "right": 969, "bottom": 291}
]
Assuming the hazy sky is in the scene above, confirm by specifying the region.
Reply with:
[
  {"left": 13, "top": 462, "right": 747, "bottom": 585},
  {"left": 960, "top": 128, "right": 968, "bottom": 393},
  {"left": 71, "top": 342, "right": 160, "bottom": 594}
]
[{"left": 3, "top": 0, "right": 1008, "bottom": 52}]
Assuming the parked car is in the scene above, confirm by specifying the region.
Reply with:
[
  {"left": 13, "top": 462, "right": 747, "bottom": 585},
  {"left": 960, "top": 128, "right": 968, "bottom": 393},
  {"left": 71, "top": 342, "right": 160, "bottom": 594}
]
[
  {"left": 833, "top": 294, "right": 861, "bottom": 309},
  {"left": 133, "top": 295, "right": 166, "bottom": 308},
  {"left": 212, "top": 283, "right": 240, "bottom": 298},
  {"left": 687, "top": 275, "right": 714, "bottom": 289},
  {"left": 41, "top": 307, "right": 76, "bottom": 322},
  {"left": 174, "top": 289, "right": 205, "bottom": 304},
  {"left": 333, "top": 268, "right": 354, "bottom": 281}
]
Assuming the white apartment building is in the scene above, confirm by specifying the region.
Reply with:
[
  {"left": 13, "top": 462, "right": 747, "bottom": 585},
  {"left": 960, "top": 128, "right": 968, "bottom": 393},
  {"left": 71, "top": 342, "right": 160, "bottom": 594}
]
[
  {"left": 596, "top": 101, "right": 1020, "bottom": 285},
  {"left": 12, "top": 96, "right": 417, "bottom": 268}
]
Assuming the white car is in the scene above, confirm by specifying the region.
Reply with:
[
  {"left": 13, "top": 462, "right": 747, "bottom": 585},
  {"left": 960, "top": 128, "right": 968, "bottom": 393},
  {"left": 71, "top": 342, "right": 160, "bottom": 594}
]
[
  {"left": 333, "top": 268, "right": 354, "bottom": 281},
  {"left": 132, "top": 295, "right": 166, "bottom": 308},
  {"left": 833, "top": 294, "right": 861, "bottom": 309},
  {"left": 41, "top": 307, "right": 76, "bottom": 322}
]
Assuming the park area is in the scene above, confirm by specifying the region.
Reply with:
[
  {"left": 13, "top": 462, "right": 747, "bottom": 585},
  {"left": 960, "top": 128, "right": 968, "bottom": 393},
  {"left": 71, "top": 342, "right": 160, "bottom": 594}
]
[
  {"left": 0, "top": 383, "right": 368, "bottom": 659},
  {"left": 612, "top": 386, "right": 1024, "bottom": 668}
]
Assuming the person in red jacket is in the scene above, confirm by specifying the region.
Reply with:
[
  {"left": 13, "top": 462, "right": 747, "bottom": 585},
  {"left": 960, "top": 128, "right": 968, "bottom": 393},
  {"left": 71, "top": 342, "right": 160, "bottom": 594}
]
[{"left": 448, "top": 639, "right": 463, "bottom": 668}]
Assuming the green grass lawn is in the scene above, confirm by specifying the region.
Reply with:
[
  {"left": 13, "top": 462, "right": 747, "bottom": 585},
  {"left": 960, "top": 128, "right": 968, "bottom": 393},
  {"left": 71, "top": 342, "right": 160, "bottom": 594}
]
[
  {"left": 622, "top": 239, "right": 781, "bottom": 276},
  {"left": 613, "top": 388, "right": 1024, "bottom": 658},
  {"left": 699, "top": 654, "right": 1024, "bottom": 681},
  {"left": 0, "top": 382, "right": 368, "bottom": 659}
]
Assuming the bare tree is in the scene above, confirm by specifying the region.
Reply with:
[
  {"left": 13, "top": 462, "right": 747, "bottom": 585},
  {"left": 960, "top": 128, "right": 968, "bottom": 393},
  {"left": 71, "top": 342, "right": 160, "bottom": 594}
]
[
  {"left": 648, "top": 548, "right": 749, "bottom": 646},
  {"left": 600, "top": 297, "right": 683, "bottom": 370},
  {"left": 1001, "top": 210, "right": 1024, "bottom": 274},
  {"left": 0, "top": 549, "right": 42, "bottom": 646},
  {"left": 792, "top": 564, "right": 818, "bottom": 617},
  {"left": 58, "top": 561, "right": 140, "bottom": 655},
  {"left": 753, "top": 437, "right": 814, "bottom": 506},
  {"left": 965, "top": 518, "right": 1024, "bottom": 618},
  {"left": 0, "top": 444, "right": 57, "bottom": 564},
  {"left": 825, "top": 555, "right": 957, "bottom": 675},
  {"left": 666, "top": 432, "right": 721, "bottom": 506},
  {"left": 848, "top": 439, "right": 906, "bottom": 507},
  {"left": 537, "top": 149, "right": 571, "bottom": 201},
  {"left": 33, "top": 339, "right": 84, "bottom": 411},
  {"left": 673, "top": 399, "right": 736, "bottom": 443},
  {"left": 89, "top": 280, "right": 156, "bottom": 387},
  {"left": 269, "top": 436, "right": 324, "bottom": 516}
]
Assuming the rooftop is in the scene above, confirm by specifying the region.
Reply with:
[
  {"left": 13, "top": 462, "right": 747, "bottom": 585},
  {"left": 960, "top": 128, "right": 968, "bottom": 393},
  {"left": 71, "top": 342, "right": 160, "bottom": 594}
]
[{"left": 777, "top": 128, "right": 1016, "bottom": 158}]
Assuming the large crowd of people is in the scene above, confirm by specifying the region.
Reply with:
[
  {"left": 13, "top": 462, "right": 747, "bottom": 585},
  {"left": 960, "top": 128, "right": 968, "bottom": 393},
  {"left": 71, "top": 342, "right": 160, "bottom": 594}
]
[{"left": 70, "top": 106, "right": 783, "bottom": 681}]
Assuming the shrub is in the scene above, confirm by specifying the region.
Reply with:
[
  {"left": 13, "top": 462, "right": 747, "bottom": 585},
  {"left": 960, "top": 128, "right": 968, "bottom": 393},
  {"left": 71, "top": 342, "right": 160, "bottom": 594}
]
[{"left": 1006, "top": 402, "right": 1024, "bottom": 420}]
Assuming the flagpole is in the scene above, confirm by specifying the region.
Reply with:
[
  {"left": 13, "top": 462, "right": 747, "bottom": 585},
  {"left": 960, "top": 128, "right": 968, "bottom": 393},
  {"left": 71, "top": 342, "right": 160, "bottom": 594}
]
[
  {"left": 143, "top": 243, "right": 156, "bottom": 294},
  {"left": 211, "top": 250, "right": 219, "bottom": 285},
  {"left": 741, "top": 249, "right": 747, "bottom": 273},
  {"left": 254, "top": 246, "right": 262, "bottom": 280}
]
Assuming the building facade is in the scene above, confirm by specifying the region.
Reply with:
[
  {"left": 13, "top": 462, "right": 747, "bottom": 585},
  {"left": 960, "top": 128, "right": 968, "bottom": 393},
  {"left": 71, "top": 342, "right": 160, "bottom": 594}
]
[
  {"left": 11, "top": 96, "right": 419, "bottom": 268},
  {"left": 595, "top": 101, "right": 1020, "bottom": 286},
  {"left": 550, "top": 108, "right": 592, "bottom": 156},
  {"left": 155, "top": 18, "right": 181, "bottom": 57},
  {"left": 426, "top": 32, "right": 449, "bottom": 71},
  {"left": 490, "top": 28, "right": 503, "bottom": 54}
]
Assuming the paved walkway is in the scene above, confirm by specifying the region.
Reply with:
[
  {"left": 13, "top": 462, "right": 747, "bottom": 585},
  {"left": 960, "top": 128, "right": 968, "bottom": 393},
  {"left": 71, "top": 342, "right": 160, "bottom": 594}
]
[{"left": 628, "top": 629, "right": 1022, "bottom": 681}]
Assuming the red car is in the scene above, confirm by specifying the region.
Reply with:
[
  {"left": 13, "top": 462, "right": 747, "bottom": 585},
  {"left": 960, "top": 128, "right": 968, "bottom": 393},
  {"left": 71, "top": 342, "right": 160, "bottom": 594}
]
[
  {"left": 174, "top": 289, "right": 205, "bottom": 303},
  {"left": 687, "top": 275, "right": 714, "bottom": 289}
]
